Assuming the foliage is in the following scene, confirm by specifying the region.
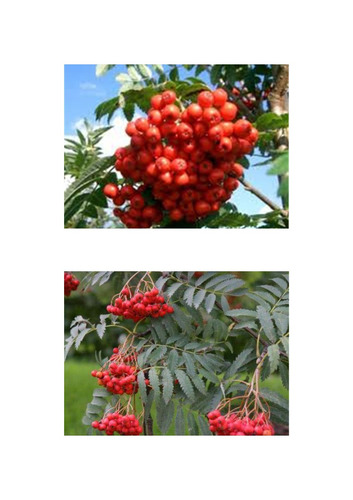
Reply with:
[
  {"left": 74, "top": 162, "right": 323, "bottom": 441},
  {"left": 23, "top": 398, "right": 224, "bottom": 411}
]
[
  {"left": 64, "top": 271, "right": 289, "bottom": 435},
  {"left": 64, "top": 64, "right": 289, "bottom": 228}
]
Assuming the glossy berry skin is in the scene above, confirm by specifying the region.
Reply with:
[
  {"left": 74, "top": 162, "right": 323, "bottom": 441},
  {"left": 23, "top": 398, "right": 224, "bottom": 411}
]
[
  {"left": 103, "top": 88, "right": 259, "bottom": 227},
  {"left": 161, "top": 90, "right": 176, "bottom": 105},
  {"left": 207, "top": 410, "right": 275, "bottom": 436},
  {"left": 220, "top": 102, "right": 238, "bottom": 121},
  {"left": 198, "top": 91, "right": 214, "bottom": 108},
  {"left": 212, "top": 88, "right": 228, "bottom": 107},
  {"left": 64, "top": 272, "right": 80, "bottom": 296},
  {"left": 233, "top": 119, "right": 252, "bottom": 138},
  {"left": 103, "top": 183, "right": 119, "bottom": 199}
]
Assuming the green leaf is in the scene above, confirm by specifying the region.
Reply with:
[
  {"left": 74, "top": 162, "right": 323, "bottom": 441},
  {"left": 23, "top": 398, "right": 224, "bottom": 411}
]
[
  {"left": 169, "top": 66, "right": 179, "bottom": 81},
  {"left": 204, "top": 273, "right": 234, "bottom": 289},
  {"left": 195, "top": 272, "right": 218, "bottom": 286},
  {"left": 93, "top": 388, "right": 110, "bottom": 397},
  {"left": 281, "top": 336, "right": 289, "bottom": 356},
  {"left": 279, "top": 361, "right": 289, "bottom": 390},
  {"left": 187, "top": 412, "right": 199, "bottom": 435},
  {"left": 261, "top": 285, "right": 282, "bottom": 298},
  {"left": 162, "top": 367, "right": 174, "bottom": 404},
  {"left": 210, "top": 65, "right": 223, "bottom": 85},
  {"left": 255, "top": 112, "right": 289, "bottom": 131},
  {"left": 172, "top": 304, "right": 194, "bottom": 335},
  {"left": 267, "top": 152, "right": 289, "bottom": 175},
  {"left": 193, "top": 289, "right": 206, "bottom": 309},
  {"left": 271, "top": 277, "right": 288, "bottom": 290},
  {"left": 82, "top": 415, "right": 95, "bottom": 425},
  {"left": 175, "top": 405, "right": 185, "bottom": 435},
  {"left": 225, "top": 347, "right": 254, "bottom": 379},
  {"left": 192, "top": 375, "right": 207, "bottom": 395},
  {"left": 86, "top": 403, "right": 102, "bottom": 415},
  {"left": 225, "top": 65, "right": 238, "bottom": 85},
  {"left": 273, "top": 312, "right": 289, "bottom": 335},
  {"left": 183, "top": 353, "right": 196, "bottom": 377},
  {"left": 198, "top": 415, "right": 212, "bottom": 435},
  {"left": 278, "top": 176, "right": 289, "bottom": 201},
  {"left": 144, "top": 390, "right": 155, "bottom": 419},
  {"left": 89, "top": 188, "right": 108, "bottom": 208},
  {"left": 149, "top": 345, "right": 167, "bottom": 365},
  {"left": 198, "top": 367, "right": 219, "bottom": 384},
  {"left": 148, "top": 367, "right": 160, "bottom": 401},
  {"left": 137, "top": 371, "right": 147, "bottom": 404},
  {"left": 183, "top": 287, "right": 196, "bottom": 307},
  {"left": 167, "top": 350, "right": 179, "bottom": 374},
  {"left": 127, "top": 65, "right": 141, "bottom": 81},
  {"left": 225, "top": 309, "right": 257, "bottom": 318},
  {"left": 175, "top": 369, "right": 195, "bottom": 401},
  {"left": 268, "top": 344, "right": 280, "bottom": 373},
  {"left": 151, "top": 320, "right": 167, "bottom": 343},
  {"left": 116, "top": 72, "right": 131, "bottom": 83},
  {"left": 251, "top": 290, "right": 276, "bottom": 305},
  {"left": 214, "top": 278, "right": 245, "bottom": 292},
  {"left": 260, "top": 388, "right": 289, "bottom": 411},
  {"left": 247, "top": 292, "right": 271, "bottom": 310},
  {"left": 122, "top": 101, "right": 135, "bottom": 121},
  {"left": 155, "top": 275, "right": 170, "bottom": 291},
  {"left": 205, "top": 293, "right": 216, "bottom": 313},
  {"left": 195, "top": 354, "right": 218, "bottom": 373},
  {"left": 166, "top": 282, "right": 184, "bottom": 298},
  {"left": 137, "top": 64, "right": 152, "bottom": 78},
  {"left": 95, "top": 322, "right": 106, "bottom": 340},
  {"left": 96, "top": 64, "right": 116, "bottom": 77},
  {"left": 257, "top": 305, "right": 276, "bottom": 341},
  {"left": 156, "top": 399, "right": 175, "bottom": 434},
  {"left": 221, "top": 295, "right": 230, "bottom": 312},
  {"left": 94, "top": 97, "right": 119, "bottom": 122}
]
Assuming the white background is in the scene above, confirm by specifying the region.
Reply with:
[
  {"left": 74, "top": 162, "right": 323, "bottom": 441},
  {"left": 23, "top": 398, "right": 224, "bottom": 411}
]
[{"left": 1, "top": 1, "right": 353, "bottom": 499}]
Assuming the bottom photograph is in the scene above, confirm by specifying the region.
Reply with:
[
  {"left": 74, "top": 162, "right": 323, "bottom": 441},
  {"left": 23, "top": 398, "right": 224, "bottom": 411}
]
[{"left": 64, "top": 271, "right": 289, "bottom": 436}]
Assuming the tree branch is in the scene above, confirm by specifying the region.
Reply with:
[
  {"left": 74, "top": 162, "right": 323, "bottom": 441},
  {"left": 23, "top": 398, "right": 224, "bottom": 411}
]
[{"left": 238, "top": 177, "right": 289, "bottom": 218}]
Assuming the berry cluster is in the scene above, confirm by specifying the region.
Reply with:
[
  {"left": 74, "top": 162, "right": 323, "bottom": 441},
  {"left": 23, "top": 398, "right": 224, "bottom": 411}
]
[
  {"left": 207, "top": 410, "right": 275, "bottom": 436},
  {"left": 106, "top": 287, "right": 174, "bottom": 322},
  {"left": 64, "top": 272, "right": 80, "bottom": 296},
  {"left": 103, "top": 88, "right": 258, "bottom": 227},
  {"left": 91, "top": 347, "right": 138, "bottom": 395},
  {"left": 92, "top": 412, "right": 142, "bottom": 435}
]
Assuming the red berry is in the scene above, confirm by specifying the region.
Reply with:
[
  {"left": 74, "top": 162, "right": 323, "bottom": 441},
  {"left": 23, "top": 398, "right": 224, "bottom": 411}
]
[
  {"left": 198, "top": 90, "right": 214, "bottom": 108},
  {"left": 103, "top": 184, "right": 119, "bottom": 199}
]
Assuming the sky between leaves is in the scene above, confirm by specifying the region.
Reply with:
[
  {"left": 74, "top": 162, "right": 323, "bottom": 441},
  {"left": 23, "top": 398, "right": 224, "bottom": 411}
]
[{"left": 64, "top": 64, "right": 282, "bottom": 215}]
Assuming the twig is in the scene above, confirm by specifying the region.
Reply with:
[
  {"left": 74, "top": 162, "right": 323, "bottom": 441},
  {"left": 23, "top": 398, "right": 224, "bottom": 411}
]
[{"left": 238, "top": 177, "right": 289, "bottom": 218}]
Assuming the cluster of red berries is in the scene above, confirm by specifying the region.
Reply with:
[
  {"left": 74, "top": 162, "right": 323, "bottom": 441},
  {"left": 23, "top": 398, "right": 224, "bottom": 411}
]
[
  {"left": 64, "top": 272, "right": 80, "bottom": 296},
  {"left": 207, "top": 410, "right": 275, "bottom": 436},
  {"left": 106, "top": 287, "right": 174, "bottom": 322},
  {"left": 91, "top": 347, "right": 138, "bottom": 395},
  {"left": 92, "top": 411, "right": 143, "bottom": 435},
  {"left": 103, "top": 88, "right": 259, "bottom": 227}
]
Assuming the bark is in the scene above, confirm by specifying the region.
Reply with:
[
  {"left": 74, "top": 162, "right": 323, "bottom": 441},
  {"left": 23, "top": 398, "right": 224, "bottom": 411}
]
[{"left": 268, "top": 65, "right": 289, "bottom": 209}]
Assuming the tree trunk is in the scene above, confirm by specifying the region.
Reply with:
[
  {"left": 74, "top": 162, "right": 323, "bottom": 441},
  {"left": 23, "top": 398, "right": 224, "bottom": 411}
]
[{"left": 268, "top": 65, "right": 289, "bottom": 209}]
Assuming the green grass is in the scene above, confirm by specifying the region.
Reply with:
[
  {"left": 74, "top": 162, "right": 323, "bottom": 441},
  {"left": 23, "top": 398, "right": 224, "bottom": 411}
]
[
  {"left": 65, "top": 360, "right": 97, "bottom": 435},
  {"left": 65, "top": 359, "right": 288, "bottom": 435}
]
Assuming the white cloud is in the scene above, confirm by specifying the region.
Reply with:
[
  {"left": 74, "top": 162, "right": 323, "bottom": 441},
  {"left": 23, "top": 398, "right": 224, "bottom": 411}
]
[{"left": 79, "top": 82, "right": 97, "bottom": 90}]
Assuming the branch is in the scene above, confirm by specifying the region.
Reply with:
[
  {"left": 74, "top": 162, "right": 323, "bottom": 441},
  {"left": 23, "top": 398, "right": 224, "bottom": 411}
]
[{"left": 238, "top": 178, "right": 289, "bottom": 218}]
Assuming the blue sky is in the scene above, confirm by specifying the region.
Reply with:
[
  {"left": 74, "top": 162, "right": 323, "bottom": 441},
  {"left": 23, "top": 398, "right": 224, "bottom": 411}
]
[{"left": 64, "top": 64, "right": 282, "bottom": 215}]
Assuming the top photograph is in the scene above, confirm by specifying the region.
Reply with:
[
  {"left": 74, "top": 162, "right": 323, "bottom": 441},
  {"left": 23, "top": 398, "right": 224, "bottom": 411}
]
[{"left": 64, "top": 65, "right": 289, "bottom": 229}]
